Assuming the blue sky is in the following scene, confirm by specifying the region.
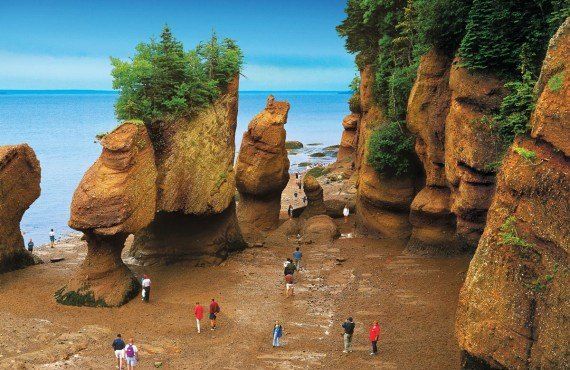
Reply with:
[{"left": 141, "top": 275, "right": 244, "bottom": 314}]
[{"left": 0, "top": 0, "right": 355, "bottom": 90}]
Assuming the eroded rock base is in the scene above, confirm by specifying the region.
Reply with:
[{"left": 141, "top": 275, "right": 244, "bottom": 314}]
[
  {"left": 56, "top": 233, "right": 140, "bottom": 307},
  {"left": 131, "top": 204, "right": 246, "bottom": 266}
]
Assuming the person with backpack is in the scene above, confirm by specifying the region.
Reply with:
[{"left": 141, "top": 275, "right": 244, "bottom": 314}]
[
  {"left": 141, "top": 275, "right": 151, "bottom": 302},
  {"left": 27, "top": 239, "right": 34, "bottom": 252},
  {"left": 111, "top": 333, "right": 126, "bottom": 369},
  {"left": 342, "top": 317, "right": 355, "bottom": 353},
  {"left": 49, "top": 229, "right": 55, "bottom": 248},
  {"left": 209, "top": 298, "right": 220, "bottom": 330},
  {"left": 369, "top": 321, "right": 381, "bottom": 355},
  {"left": 124, "top": 338, "right": 138, "bottom": 369},
  {"left": 284, "top": 258, "right": 296, "bottom": 276},
  {"left": 272, "top": 321, "right": 283, "bottom": 347},
  {"left": 194, "top": 302, "right": 204, "bottom": 333},
  {"left": 292, "top": 247, "right": 302, "bottom": 270}
]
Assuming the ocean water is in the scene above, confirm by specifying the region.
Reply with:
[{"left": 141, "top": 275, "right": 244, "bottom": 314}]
[{"left": 0, "top": 90, "right": 349, "bottom": 245}]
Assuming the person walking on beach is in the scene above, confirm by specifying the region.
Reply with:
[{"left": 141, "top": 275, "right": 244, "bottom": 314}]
[
  {"left": 111, "top": 333, "right": 126, "bottom": 369},
  {"left": 342, "top": 317, "right": 355, "bottom": 353},
  {"left": 369, "top": 321, "right": 381, "bottom": 356},
  {"left": 285, "top": 273, "right": 294, "bottom": 297},
  {"left": 343, "top": 204, "right": 350, "bottom": 223},
  {"left": 292, "top": 247, "right": 302, "bottom": 270},
  {"left": 296, "top": 178, "right": 302, "bottom": 190},
  {"left": 124, "top": 338, "right": 138, "bottom": 369},
  {"left": 49, "top": 229, "right": 55, "bottom": 248},
  {"left": 284, "top": 258, "right": 296, "bottom": 276},
  {"left": 209, "top": 298, "right": 220, "bottom": 330},
  {"left": 27, "top": 239, "right": 34, "bottom": 252},
  {"left": 288, "top": 204, "right": 293, "bottom": 218},
  {"left": 141, "top": 275, "right": 151, "bottom": 302},
  {"left": 272, "top": 321, "right": 283, "bottom": 347},
  {"left": 194, "top": 302, "right": 204, "bottom": 333}
]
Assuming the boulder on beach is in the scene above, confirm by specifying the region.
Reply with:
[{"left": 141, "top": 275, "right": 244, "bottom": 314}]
[
  {"left": 57, "top": 122, "right": 157, "bottom": 307},
  {"left": 301, "top": 215, "right": 339, "bottom": 244},
  {"left": 235, "top": 95, "right": 290, "bottom": 239},
  {"left": 0, "top": 144, "right": 41, "bottom": 273}
]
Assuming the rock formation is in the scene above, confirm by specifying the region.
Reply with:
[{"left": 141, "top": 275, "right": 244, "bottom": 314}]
[
  {"left": 235, "top": 95, "right": 290, "bottom": 239},
  {"left": 301, "top": 175, "right": 326, "bottom": 218},
  {"left": 355, "top": 65, "right": 417, "bottom": 238},
  {"left": 337, "top": 113, "right": 359, "bottom": 162},
  {"left": 456, "top": 19, "right": 569, "bottom": 369},
  {"left": 406, "top": 49, "right": 461, "bottom": 254},
  {"left": 130, "top": 76, "right": 245, "bottom": 265},
  {"left": 301, "top": 215, "right": 339, "bottom": 244},
  {"left": 0, "top": 144, "right": 41, "bottom": 273},
  {"left": 445, "top": 59, "right": 507, "bottom": 248},
  {"left": 56, "top": 122, "right": 157, "bottom": 307}
]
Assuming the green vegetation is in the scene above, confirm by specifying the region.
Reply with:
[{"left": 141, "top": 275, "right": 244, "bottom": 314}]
[
  {"left": 306, "top": 166, "right": 331, "bottom": 178},
  {"left": 215, "top": 172, "right": 227, "bottom": 188},
  {"left": 499, "top": 216, "right": 534, "bottom": 250},
  {"left": 348, "top": 93, "right": 361, "bottom": 113},
  {"left": 458, "top": 0, "right": 568, "bottom": 77},
  {"left": 367, "top": 121, "right": 415, "bottom": 177},
  {"left": 531, "top": 264, "right": 559, "bottom": 292},
  {"left": 547, "top": 71, "right": 565, "bottom": 92},
  {"left": 513, "top": 146, "right": 538, "bottom": 162},
  {"left": 492, "top": 72, "right": 536, "bottom": 144},
  {"left": 337, "top": 0, "right": 567, "bottom": 176},
  {"left": 54, "top": 286, "right": 109, "bottom": 307},
  {"left": 111, "top": 26, "right": 243, "bottom": 123}
]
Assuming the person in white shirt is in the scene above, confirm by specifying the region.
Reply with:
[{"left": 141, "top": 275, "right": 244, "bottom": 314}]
[
  {"left": 49, "top": 229, "right": 56, "bottom": 248},
  {"left": 343, "top": 205, "right": 350, "bottom": 223},
  {"left": 124, "top": 338, "right": 138, "bottom": 369},
  {"left": 141, "top": 275, "right": 151, "bottom": 302}
]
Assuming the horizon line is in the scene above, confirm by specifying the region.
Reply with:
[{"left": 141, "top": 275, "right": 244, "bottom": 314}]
[{"left": 0, "top": 89, "right": 351, "bottom": 93}]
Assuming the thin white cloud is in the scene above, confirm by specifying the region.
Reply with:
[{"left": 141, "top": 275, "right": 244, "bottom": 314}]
[
  {"left": 0, "top": 51, "right": 112, "bottom": 89},
  {"left": 241, "top": 64, "right": 354, "bottom": 90},
  {"left": 0, "top": 51, "right": 354, "bottom": 90}
]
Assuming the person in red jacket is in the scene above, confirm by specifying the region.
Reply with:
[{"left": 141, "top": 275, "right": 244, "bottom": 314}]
[
  {"left": 369, "top": 321, "right": 381, "bottom": 355},
  {"left": 194, "top": 302, "right": 204, "bottom": 333},
  {"left": 209, "top": 298, "right": 221, "bottom": 330}
]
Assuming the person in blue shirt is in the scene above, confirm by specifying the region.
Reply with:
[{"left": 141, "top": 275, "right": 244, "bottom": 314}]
[
  {"left": 111, "top": 333, "right": 126, "bottom": 369},
  {"left": 272, "top": 321, "right": 283, "bottom": 347},
  {"left": 292, "top": 247, "right": 302, "bottom": 270}
]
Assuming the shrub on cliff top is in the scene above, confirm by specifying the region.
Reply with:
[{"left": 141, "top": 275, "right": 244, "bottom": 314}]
[
  {"left": 111, "top": 26, "right": 243, "bottom": 123},
  {"left": 367, "top": 121, "right": 415, "bottom": 177}
]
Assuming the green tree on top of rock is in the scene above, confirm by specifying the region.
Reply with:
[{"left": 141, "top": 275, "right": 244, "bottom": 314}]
[{"left": 111, "top": 26, "right": 243, "bottom": 123}]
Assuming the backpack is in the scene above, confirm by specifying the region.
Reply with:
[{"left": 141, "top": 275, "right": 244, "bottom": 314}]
[
  {"left": 125, "top": 344, "right": 135, "bottom": 357},
  {"left": 215, "top": 303, "right": 220, "bottom": 313}
]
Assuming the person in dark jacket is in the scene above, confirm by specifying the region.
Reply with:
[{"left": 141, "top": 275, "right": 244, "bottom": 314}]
[
  {"left": 342, "top": 317, "right": 355, "bottom": 353},
  {"left": 111, "top": 333, "right": 126, "bottom": 369}
]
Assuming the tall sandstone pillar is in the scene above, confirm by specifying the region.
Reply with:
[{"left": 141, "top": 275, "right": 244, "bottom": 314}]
[
  {"left": 57, "top": 122, "right": 157, "bottom": 307},
  {"left": 406, "top": 49, "right": 461, "bottom": 254},
  {"left": 130, "top": 76, "right": 245, "bottom": 265},
  {"left": 0, "top": 144, "right": 40, "bottom": 273},
  {"left": 235, "top": 96, "right": 290, "bottom": 240},
  {"left": 355, "top": 65, "right": 416, "bottom": 239}
]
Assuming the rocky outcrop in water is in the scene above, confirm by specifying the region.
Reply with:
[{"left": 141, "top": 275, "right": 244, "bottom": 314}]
[
  {"left": 130, "top": 76, "right": 245, "bottom": 265},
  {"left": 235, "top": 95, "right": 290, "bottom": 239},
  {"left": 456, "top": 19, "right": 570, "bottom": 369},
  {"left": 355, "top": 66, "right": 416, "bottom": 238},
  {"left": 0, "top": 144, "right": 40, "bottom": 273},
  {"left": 406, "top": 49, "right": 460, "bottom": 254},
  {"left": 445, "top": 60, "right": 506, "bottom": 249},
  {"left": 56, "top": 122, "right": 157, "bottom": 307}
]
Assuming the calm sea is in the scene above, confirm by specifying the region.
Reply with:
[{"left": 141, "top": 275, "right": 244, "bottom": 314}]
[{"left": 0, "top": 90, "right": 349, "bottom": 245}]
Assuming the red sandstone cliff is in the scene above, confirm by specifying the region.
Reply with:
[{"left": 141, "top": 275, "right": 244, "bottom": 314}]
[{"left": 456, "top": 19, "right": 569, "bottom": 369}]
